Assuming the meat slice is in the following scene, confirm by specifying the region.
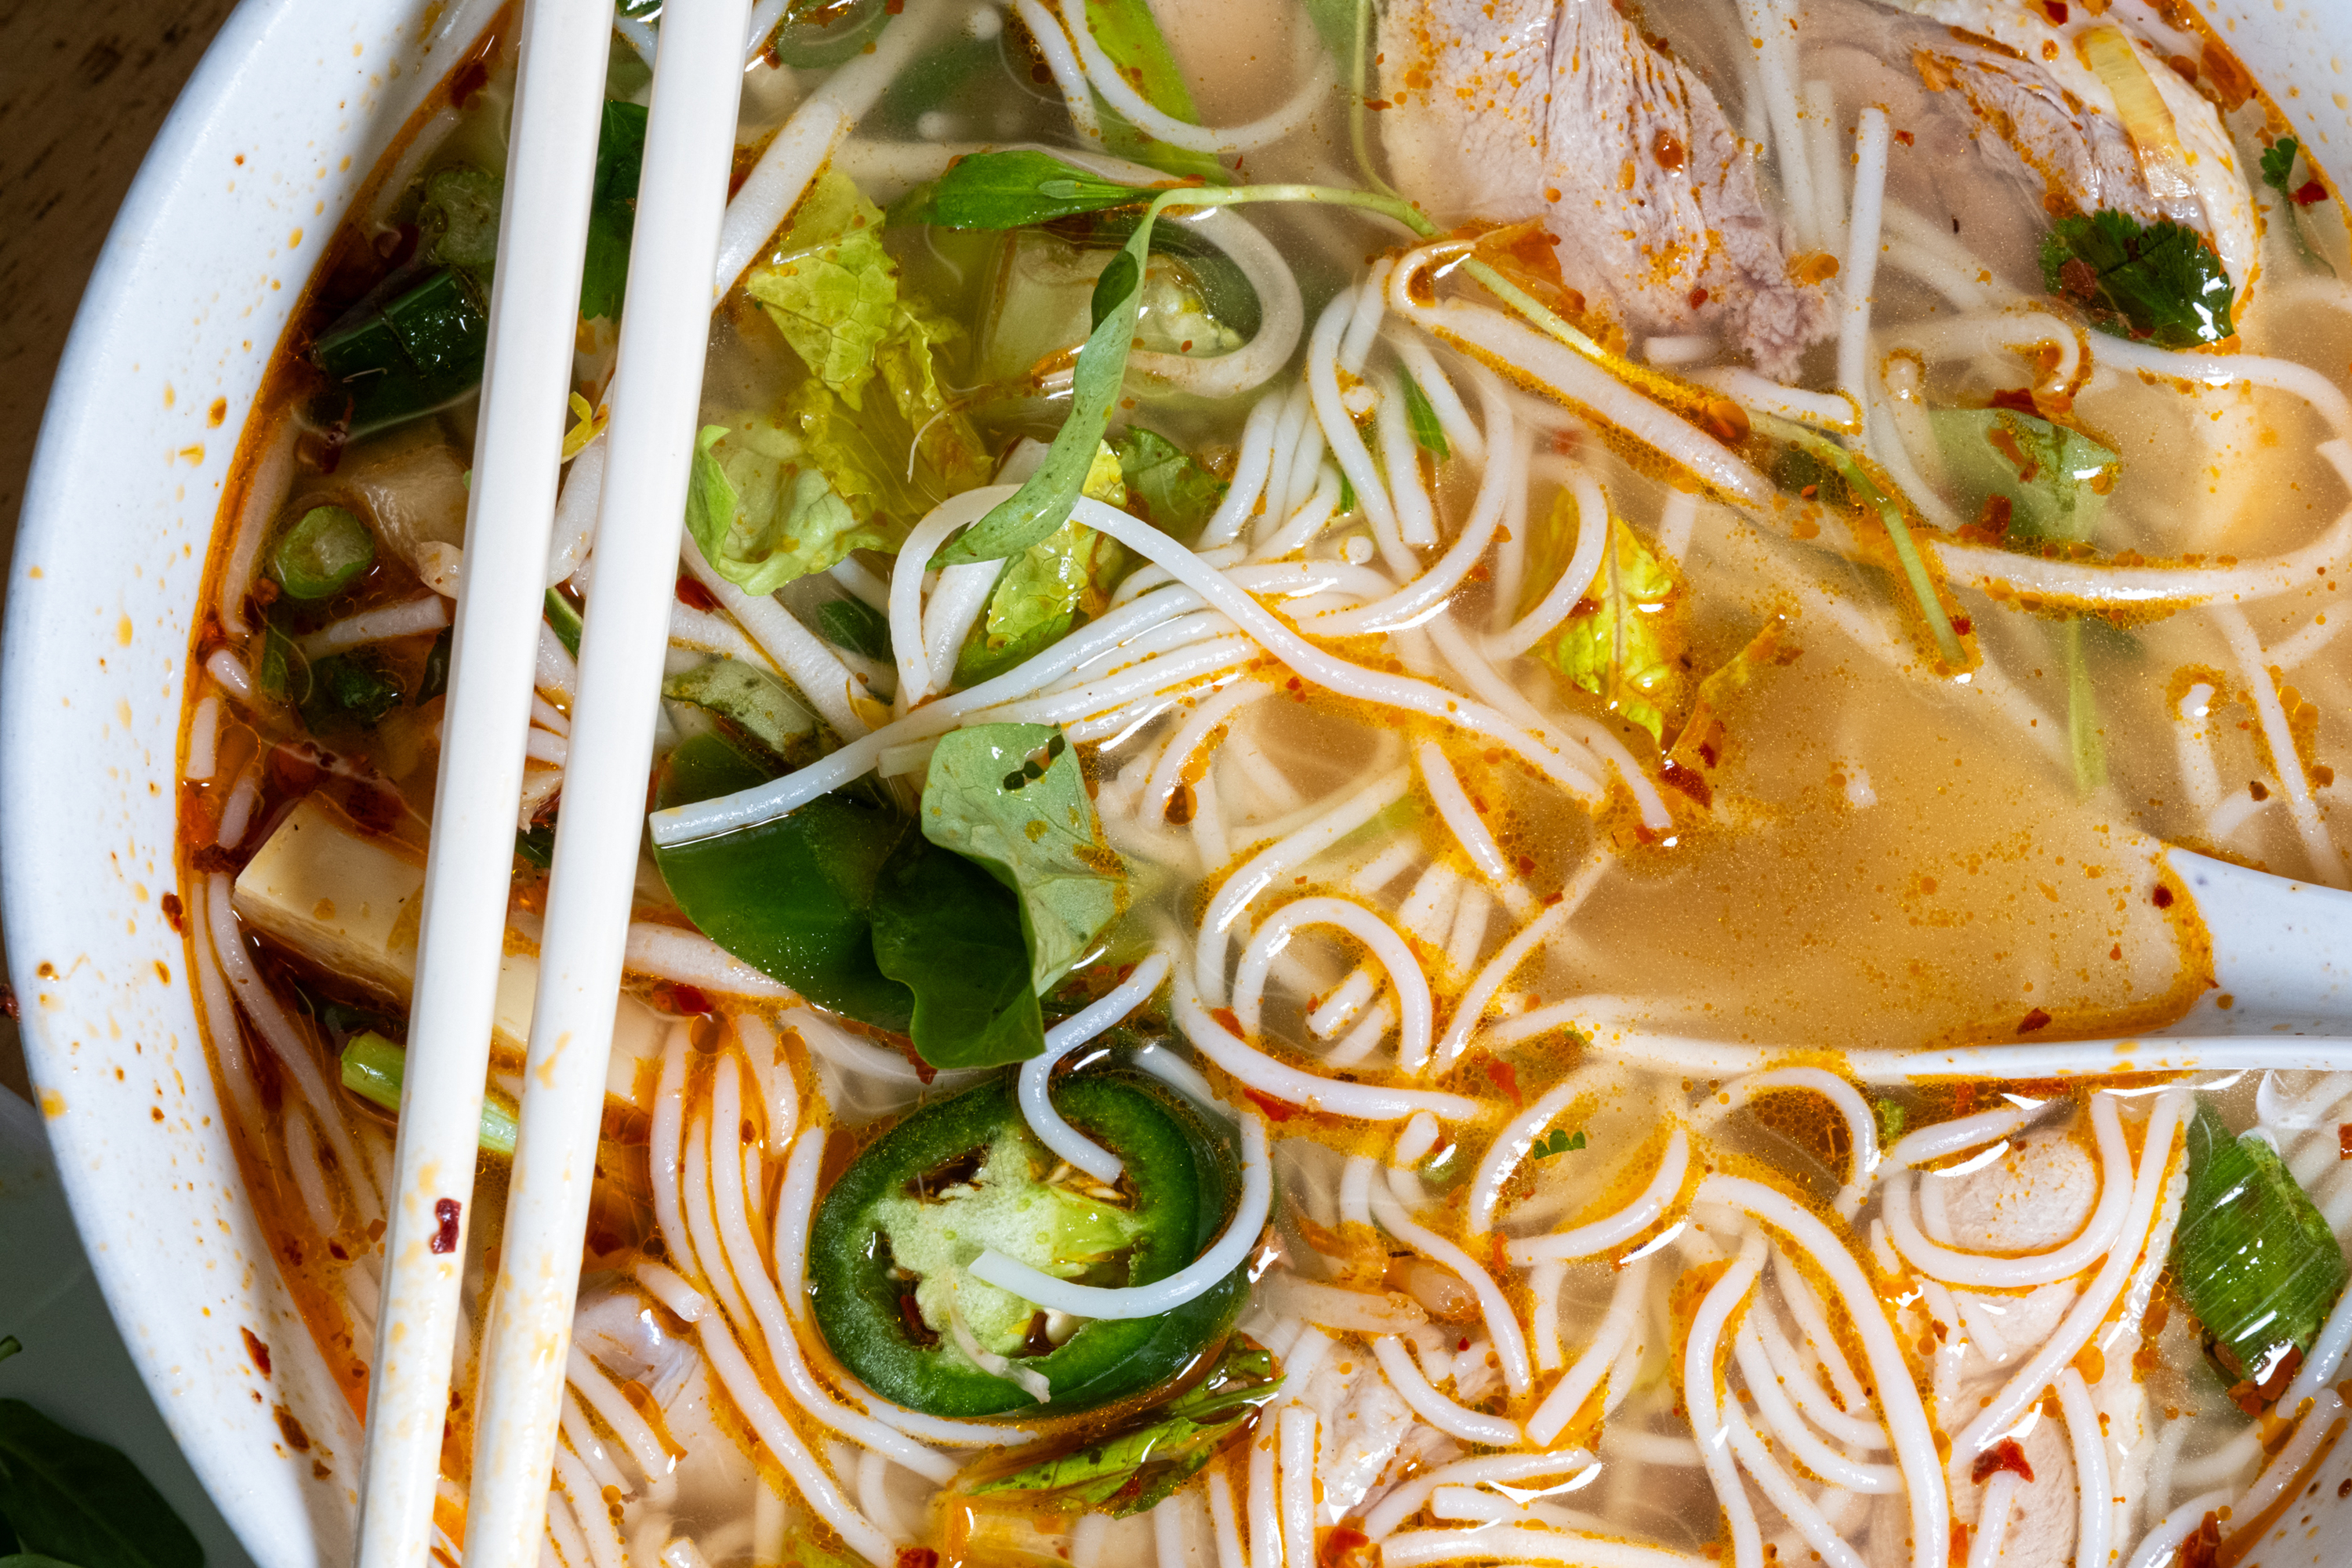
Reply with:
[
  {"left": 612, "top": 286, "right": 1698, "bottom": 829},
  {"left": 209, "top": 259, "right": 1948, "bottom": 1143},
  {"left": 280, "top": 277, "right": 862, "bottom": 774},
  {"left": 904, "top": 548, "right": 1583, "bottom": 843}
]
[{"left": 1379, "top": 0, "right": 1837, "bottom": 378}]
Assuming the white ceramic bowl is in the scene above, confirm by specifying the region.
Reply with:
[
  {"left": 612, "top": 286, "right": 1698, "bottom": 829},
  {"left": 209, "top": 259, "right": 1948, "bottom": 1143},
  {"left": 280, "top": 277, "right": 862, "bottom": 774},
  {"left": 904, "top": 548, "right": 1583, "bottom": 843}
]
[{"left": 9, "top": 4, "right": 2352, "bottom": 1566}]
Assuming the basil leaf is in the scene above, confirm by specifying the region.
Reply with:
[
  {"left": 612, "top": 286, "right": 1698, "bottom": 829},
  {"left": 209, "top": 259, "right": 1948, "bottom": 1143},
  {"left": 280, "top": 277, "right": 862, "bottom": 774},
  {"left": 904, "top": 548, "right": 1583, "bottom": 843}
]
[
  {"left": 580, "top": 100, "right": 648, "bottom": 321},
  {"left": 818, "top": 597, "right": 895, "bottom": 662},
  {"left": 651, "top": 737, "right": 918, "bottom": 1033},
  {"left": 919, "top": 724, "right": 1130, "bottom": 995},
  {"left": 967, "top": 1340, "right": 1277, "bottom": 1515},
  {"left": 1399, "top": 370, "right": 1450, "bottom": 459},
  {"left": 942, "top": 215, "right": 1160, "bottom": 564},
  {"left": 0, "top": 1402, "right": 202, "bottom": 1568},
  {"left": 924, "top": 151, "right": 1155, "bottom": 231},
  {"left": 869, "top": 835, "right": 1040, "bottom": 1069},
  {"left": 2040, "top": 209, "right": 2235, "bottom": 349}
]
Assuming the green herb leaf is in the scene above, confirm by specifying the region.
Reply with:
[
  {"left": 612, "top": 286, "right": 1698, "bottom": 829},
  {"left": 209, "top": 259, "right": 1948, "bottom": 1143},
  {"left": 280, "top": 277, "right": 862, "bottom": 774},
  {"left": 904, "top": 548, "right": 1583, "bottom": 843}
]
[
  {"left": 944, "top": 207, "right": 1162, "bottom": 564},
  {"left": 514, "top": 823, "right": 555, "bottom": 869},
  {"left": 869, "top": 836, "right": 1040, "bottom": 1069},
  {"left": 761, "top": 0, "right": 892, "bottom": 67},
  {"left": 1534, "top": 514, "right": 1686, "bottom": 744},
  {"left": 1113, "top": 429, "right": 1226, "bottom": 540},
  {"left": 682, "top": 420, "right": 889, "bottom": 595},
  {"left": 651, "top": 738, "right": 920, "bottom": 1035},
  {"left": 818, "top": 597, "right": 895, "bottom": 662},
  {"left": 662, "top": 657, "right": 822, "bottom": 768},
  {"left": 2262, "top": 137, "right": 2303, "bottom": 200},
  {"left": 2172, "top": 1098, "right": 2349, "bottom": 1399},
  {"left": 916, "top": 724, "right": 1131, "bottom": 999},
  {"left": 746, "top": 169, "right": 901, "bottom": 405},
  {"left": 1929, "top": 407, "right": 2120, "bottom": 546},
  {"left": 305, "top": 654, "right": 404, "bottom": 729},
  {"left": 0, "top": 1339, "right": 18, "bottom": 1367},
  {"left": 419, "top": 165, "right": 501, "bottom": 274},
  {"left": 2040, "top": 209, "right": 2236, "bottom": 349},
  {"left": 543, "top": 587, "right": 583, "bottom": 658},
  {"left": 967, "top": 1339, "right": 1278, "bottom": 1515},
  {"left": 310, "top": 267, "right": 489, "bottom": 437},
  {"left": 580, "top": 101, "right": 648, "bottom": 321},
  {"left": 1, "top": 1552, "right": 88, "bottom": 1568},
  {"left": 1080, "top": 0, "right": 1230, "bottom": 184},
  {"left": 923, "top": 151, "right": 1155, "bottom": 231},
  {"left": 0, "top": 1401, "right": 203, "bottom": 1568},
  {"left": 954, "top": 448, "right": 1130, "bottom": 687},
  {"left": 419, "top": 626, "right": 452, "bottom": 702},
  {"left": 339, "top": 1032, "right": 517, "bottom": 1156},
  {"left": 1399, "top": 371, "right": 1450, "bottom": 459}
]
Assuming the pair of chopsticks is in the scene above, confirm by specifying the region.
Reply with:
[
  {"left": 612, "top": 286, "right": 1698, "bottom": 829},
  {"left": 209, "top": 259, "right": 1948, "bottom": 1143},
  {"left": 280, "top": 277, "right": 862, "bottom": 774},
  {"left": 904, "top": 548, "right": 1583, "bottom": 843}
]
[{"left": 355, "top": 4, "right": 750, "bottom": 1568}]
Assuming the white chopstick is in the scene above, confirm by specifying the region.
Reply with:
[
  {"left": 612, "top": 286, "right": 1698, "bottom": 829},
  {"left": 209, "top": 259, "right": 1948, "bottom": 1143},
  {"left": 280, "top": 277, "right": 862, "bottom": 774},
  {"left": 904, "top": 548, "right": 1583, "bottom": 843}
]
[
  {"left": 352, "top": 5, "right": 611, "bottom": 1568},
  {"left": 458, "top": 5, "right": 752, "bottom": 1567}
]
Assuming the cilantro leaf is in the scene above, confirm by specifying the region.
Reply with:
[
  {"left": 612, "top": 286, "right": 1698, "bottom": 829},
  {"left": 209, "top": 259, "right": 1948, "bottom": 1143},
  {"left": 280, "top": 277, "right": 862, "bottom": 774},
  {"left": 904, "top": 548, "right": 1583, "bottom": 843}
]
[
  {"left": 2262, "top": 136, "right": 2302, "bottom": 200},
  {"left": 2039, "top": 209, "right": 2235, "bottom": 349}
]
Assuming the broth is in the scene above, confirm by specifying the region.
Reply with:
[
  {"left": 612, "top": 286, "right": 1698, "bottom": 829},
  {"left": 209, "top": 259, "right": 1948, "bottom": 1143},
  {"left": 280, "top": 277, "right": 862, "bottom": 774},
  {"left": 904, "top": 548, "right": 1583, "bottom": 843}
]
[{"left": 173, "top": 2, "right": 2352, "bottom": 1566}]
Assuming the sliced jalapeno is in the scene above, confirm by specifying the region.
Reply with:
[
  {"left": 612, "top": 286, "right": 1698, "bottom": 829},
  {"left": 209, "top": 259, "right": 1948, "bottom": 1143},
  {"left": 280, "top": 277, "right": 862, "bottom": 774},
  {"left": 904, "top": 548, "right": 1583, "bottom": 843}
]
[{"left": 808, "top": 1068, "right": 1245, "bottom": 1418}]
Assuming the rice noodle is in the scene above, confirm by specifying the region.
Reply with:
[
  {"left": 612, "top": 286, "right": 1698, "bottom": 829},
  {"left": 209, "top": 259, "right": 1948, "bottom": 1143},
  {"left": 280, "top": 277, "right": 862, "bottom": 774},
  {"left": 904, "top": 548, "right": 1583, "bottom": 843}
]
[
  {"left": 1370, "top": 1185, "right": 1530, "bottom": 1396},
  {"left": 1526, "top": 1255, "right": 1653, "bottom": 1447},
  {"left": 1379, "top": 368, "right": 1439, "bottom": 550},
  {"left": 971, "top": 1113, "right": 1270, "bottom": 1319},
  {"left": 2120, "top": 1489, "right": 2233, "bottom": 1568},
  {"left": 1949, "top": 1087, "right": 2189, "bottom": 1472},
  {"left": 1380, "top": 1527, "right": 1708, "bottom": 1568},
  {"left": 683, "top": 1108, "right": 755, "bottom": 1335},
  {"left": 1386, "top": 256, "right": 1769, "bottom": 505},
  {"left": 1836, "top": 107, "right": 1892, "bottom": 403},
  {"left": 1508, "top": 1131, "right": 1691, "bottom": 1271},
  {"left": 1206, "top": 1468, "right": 1247, "bottom": 1568},
  {"left": 1307, "top": 292, "right": 1403, "bottom": 556},
  {"left": 1196, "top": 767, "right": 1411, "bottom": 1000},
  {"left": 567, "top": 1345, "right": 671, "bottom": 1488},
  {"left": 1362, "top": 1454, "right": 1595, "bottom": 1542},
  {"left": 1174, "top": 956, "right": 1480, "bottom": 1121},
  {"left": 1231, "top": 899, "right": 1432, "bottom": 1073},
  {"left": 1938, "top": 440, "right": 2352, "bottom": 610},
  {"left": 1882, "top": 1105, "right": 2031, "bottom": 1173},
  {"left": 2216, "top": 604, "right": 2347, "bottom": 884},
  {"left": 1315, "top": 383, "right": 1518, "bottom": 634},
  {"left": 555, "top": 1443, "right": 627, "bottom": 1568},
  {"left": 1059, "top": 0, "right": 1335, "bottom": 154},
  {"left": 1465, "top": 1063, "right": 1619, "bottom": 1236},
  {"left": 681, "top": 543, "right": 869, "bottom": 739},
  {"left": 1390, "top": 336, "right": 1486, "bottom": 461},
  {"left": 648, "top": 1027, "right": 695, "bottom": 1278},
  {"left": 1200, "top": 396, "right": 1283, "bottom": 548},
  {"left": 1017, "top": 950, "right": 1174, "bottom": 1181},
  {"left": 1740, "top": 0, "right": 1818, "bottom": 251},
  {"left": 1966, "top": 1470, "right": 2024, "bottom": 1568},
  {"left": 1697, "top": 1069, "right": 1879, "bottom": 1218},
  {"left": 206, "top": 876, "right": 377, "bottom": 1214},
  {"left": 1751, "top": 1297, "right": 1885, "bottom": 1449},
  {"left": 1370, "top": 1336, "right": 1519, "bottom": 1445},
  {"left": 1884, "top": 1093, "right": 2129, "bottom": 1286},
  {"left": 1696, "top": 1178, "right": 1947, "bottom": 1568},
  {"left": 1414, "top": 742, "right": 1536, "bottom": 917},
  {"left": 1722, "top": 1403, "right": 1867, "bottom": 1568},
  {"left": 1730, "top": 1323, "right": 1897, "bottom": 1491},
  {"left": 216, "top": 419, "right": 298, "bottom": 638},
  {"left": 1277, "top": 1406, "right": 1319, "bottom": 1568},
  {"left": 1686, "top": 1230, "right": 1768, "bottom": 1568}
]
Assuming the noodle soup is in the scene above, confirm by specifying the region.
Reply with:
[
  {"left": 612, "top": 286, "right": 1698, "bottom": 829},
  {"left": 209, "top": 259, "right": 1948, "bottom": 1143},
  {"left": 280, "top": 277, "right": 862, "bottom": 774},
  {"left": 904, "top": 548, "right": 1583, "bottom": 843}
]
[{"left": 169, "top": 2, "right": 2352, "bottom": 1566}]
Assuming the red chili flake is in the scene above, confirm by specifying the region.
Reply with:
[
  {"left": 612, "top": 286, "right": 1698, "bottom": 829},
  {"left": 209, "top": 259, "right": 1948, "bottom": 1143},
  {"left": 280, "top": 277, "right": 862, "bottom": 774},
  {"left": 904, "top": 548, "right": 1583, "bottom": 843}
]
[
  {"left": 656, "top": 982, "right": 713, "bottom": 1016},
  {"left": 1894, "top": 128, "right": 1915, "bottom": 147},
  {"left": 2295, "top": 179, "right": 2330, "bottom": 206},
  {"left": 1484, "top": 1056, "right": 1522, "bottom": 1105},
  {"left": 1688, "top": 285, "right": 1709, "bottom": 309},
  {"left": 2016, "top": 1007, "right": 2053, "bottom": 1034},
  {"left": 1951, "top": 616, "right": 1973, "bottom": 637},
  {"left": 2152, "top": 884, "right": 2175, "bottom": 909},
  {"left": 2038, "top": 1, "right": 2067, "bottom": 24},
  {"left": 1318, "top": 1525, "right": 1374, "bottom": 1568},
  {"left": 1210, "top": 1006, "right": 1244, "bottom": 1036},
  {"left": 2339, "top": 1123, "right": 2352, "bottom": 1160},
  {"left": 160, "top": 892, "right": 186, "bottom": 933},
  {"left": 674, "top": 575, "right": 720, "bottom": 612},
  {"left": 0, "top": 985, "right": 16, "bottom": 1022},
  {"left": 896, "top": 1292, "right": 938, "bottom": 1348},
  {"left": 1244, "top": 1088, "right": 1299, "bottom": 1123},
  {"left": 241, "top": 1327, "right": 273, "bottom": 1376},
  {"left": 1970, "top": 1438, "right": 2035, "bottom": 1484},
  {"left": 2178, "top": 1510, "right": 2223, "bottom": 1568},
  {"left": 430, "top": 1196, "right": 462, "bottom": 1255}
]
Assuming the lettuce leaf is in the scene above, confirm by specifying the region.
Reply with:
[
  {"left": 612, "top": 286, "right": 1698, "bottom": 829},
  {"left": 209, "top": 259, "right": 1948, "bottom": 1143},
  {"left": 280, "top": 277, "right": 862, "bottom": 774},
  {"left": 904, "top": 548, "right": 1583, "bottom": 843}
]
[
  {"left": 956, "top": 447, "right": 1129, "bottom": 686},
  {"left": 682, "top": 418, "right": 891, "bottom": 593},
  {"left": 1114, "top": 427, "right": 1226, "bottom": 540},
  {"left": 1536, "top": 514, "right": 1686, "bottom": 743},
  {"left": 746, "top": 169, "right": 900, "bottom": 406}
]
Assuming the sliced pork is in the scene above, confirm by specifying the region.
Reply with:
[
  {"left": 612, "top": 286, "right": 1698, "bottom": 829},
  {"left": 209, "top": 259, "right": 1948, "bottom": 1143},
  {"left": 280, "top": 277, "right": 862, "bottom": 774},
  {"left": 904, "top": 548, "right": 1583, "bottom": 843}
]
[{"left": 1378, "top": 0, "right": 1838, "bottom": 377}]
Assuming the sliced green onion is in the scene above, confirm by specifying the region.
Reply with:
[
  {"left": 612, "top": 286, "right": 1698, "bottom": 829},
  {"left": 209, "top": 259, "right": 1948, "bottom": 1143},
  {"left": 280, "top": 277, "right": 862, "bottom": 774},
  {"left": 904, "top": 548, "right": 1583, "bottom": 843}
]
[
  {"left": 340, "top": 1030, "right": 517, "bottom": 1157},
  {"left": 544, "top": 586, "right": 584, "bottom": 657},
  {"left": 272, "top": 506, "right": 376, "bottom": 600}
]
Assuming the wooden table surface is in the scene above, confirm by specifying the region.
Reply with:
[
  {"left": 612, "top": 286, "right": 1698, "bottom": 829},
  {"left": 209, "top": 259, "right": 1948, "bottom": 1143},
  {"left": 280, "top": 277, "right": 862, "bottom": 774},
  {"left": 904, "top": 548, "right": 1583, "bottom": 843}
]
[{"left": 0, "top": 0, "right": 240, "bottom": 1098}]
